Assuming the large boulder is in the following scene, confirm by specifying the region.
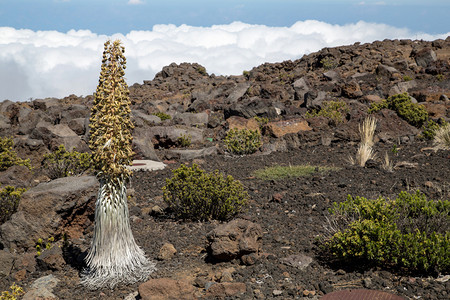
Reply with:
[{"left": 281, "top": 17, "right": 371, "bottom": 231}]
[
  {"left": 263, "top": 119, "right": 312, "bottom": 138},
  {"left": 0, "top": 176, "right": 98, "bottom": 252},
  {"left": 31, "top": 123, "right": 88, "bottom": 152}
]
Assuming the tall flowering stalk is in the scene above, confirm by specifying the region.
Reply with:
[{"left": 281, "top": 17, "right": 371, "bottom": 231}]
[{"left": 83, "top": 40, "right": 155, "bottom": 289}]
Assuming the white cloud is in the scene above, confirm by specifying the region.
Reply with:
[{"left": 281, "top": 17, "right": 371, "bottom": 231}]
[
  {"left": 0, "top": 21, "right": 448, "bottom": 101},
  {"left": 128, "top": 0, "right": 144, "bottom": 5}
]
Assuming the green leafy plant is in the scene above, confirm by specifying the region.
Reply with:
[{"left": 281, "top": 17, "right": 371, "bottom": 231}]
[
  {"left": 436, "top": 74, "right": 444, "bottom": 82},
  {"left": 35, "top": 236, "right": 54, "bottom": 256},
  {"left": 322, "top": 190, "right": 450, "bottom": 273},
  {"left": 403, "top": 75, "right": 412, "bottom": 82},
  {"left": 42, "top": 145, "right": 92, "bottom": 179},
  {"left": 196, "top": 66, "right": 208, "bottom": 76},
  {"left": 306, "top": 100, "right": 349, "bottom": 125},
  {"left": 163, "top": 164, "right": 248, "bottom": 221},
  {"left": 177, "top": 134, "right": 191, "bottom": 148},
  {"left": 320, "top": 57, "right": 338, "bottom": 70},
  {"left": 421, "top": 119, "right": 447, "bottom": 140},
  {"left": 0, "top": 137, "right": 31, "bottom": 171},
  {"left": 152, "top": 112, "right": 172, "bottom": 121},
  {"left": 369, "top": 93, "right": 428, "bottom": 127},
  {"left": 254, "top": 116, "right": 269, "bottom": 129},
  {"left": 391, "top": 144, "right": 399, "bottom": 155},
  {"left": 0, "top": 283, "right": 24, "bottom": 300},
  {"left": 253, "top": 164, "right": 339, "bottom": 180},
  {"left": 242, "top": 70, "right": 250, "bottom": 79},
  {"left": 224, "top": 128, "right": 262, "bottom": 155},
  {"left": 0, "top": 186, "right": 26, "bottom": 225}
]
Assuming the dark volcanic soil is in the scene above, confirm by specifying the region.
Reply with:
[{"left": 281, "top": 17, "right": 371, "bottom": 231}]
[{"left": 17, "top": 140, "right": 447, "bottom": 300}]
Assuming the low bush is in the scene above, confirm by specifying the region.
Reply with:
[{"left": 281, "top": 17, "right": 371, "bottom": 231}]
[
  {"left": 369, "top": 93, "right": 428, "bottom": 127},
  {"left": 152, "top": 112, "right": 171, "bottom": 121},
  {"left": 0, "top": 186, "right": 26, "bottom": 225},
  {"left": 0, "top": 137, "right": 31, "bottom": 171},
  {"left": 224, "top": 128, "right": 262, "bottom": 155},
  {"left": 162, "top": 164, "right": 248, "bottom": 221},
  {"left": 306, "top": 100, "right": 349, "bottom": 125},
  {"left": 322, "top": 190, "right": 450, "bottom": 274},
  {"left": 0, "top": 283, "right": 24, "bottom": 300},
  {"left": 177, "top": 134, "right": 191, "bottom": 148},
  {"left": 42, "top": 145, "right": 92, "bottom": 179}
]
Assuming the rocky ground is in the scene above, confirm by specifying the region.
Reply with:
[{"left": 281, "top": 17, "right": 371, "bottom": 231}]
[{"left": 0, "top": 37, "right": 449, "bottom": 299}]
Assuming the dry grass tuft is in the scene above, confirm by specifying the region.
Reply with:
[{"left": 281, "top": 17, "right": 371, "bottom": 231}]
[
  {"left": 433, "top": 123, "right": 450, "bottom": 151},
  {"left": 381, "top": 152, "right": 393, "bottom": 172},
  {"left": 359, "top": 116, "right": 377, "bottom": 147}
]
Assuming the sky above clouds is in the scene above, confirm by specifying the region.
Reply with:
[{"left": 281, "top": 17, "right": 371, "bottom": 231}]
[{"left": 0, "top": 0, "right": 449, "bottom": 101}]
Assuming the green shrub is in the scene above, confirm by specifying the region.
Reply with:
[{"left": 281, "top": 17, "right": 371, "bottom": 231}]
[
  {"left": 421, "top": 119, "right": 448, "bottom": 140},
  {"left": 42, "top": 145, "right": 92, "bottom": 179},
  {"left": 0, "top": 186, "right": 26, "bottom": 224},
  {"left": 369, "top": 93, "right": 428, "bottom": 127},
  {"left": 403, "top": 75, "right": 412, "bottom": 81},
  {"left": 196, "top": 66, "right": 208, "bottom": 76},
  {"left": 0, "top": 137, "right": 31, "bottom": 171},
  {"left": 323, "top": 191, "right": 450, "bottom": 273},
  {"left": 0, "top": 283, "right": 24, "bottom": 300},
  {"left": 162, "top": 164, "right": 248, "bottom": 221},
  {"left": 320, "top": 57, "right": 338, "bottom": 70},
  {"left": 35, "top": 236, "right": 54, "bottom": 256},
  {"left": 254, "top": 116, "right": 269, "bottom": 129},
  {"left": 306, "top": 100, "right": 349, "bottom": 125},
  {"left": 224, "top": 128, "right": 262, "bottom": 155},
  {"left": 177, "top": 134, "right": 191, "bottom": 148},
  {"left": 152, "top": 112, "right": 172, "bottom": 121}
]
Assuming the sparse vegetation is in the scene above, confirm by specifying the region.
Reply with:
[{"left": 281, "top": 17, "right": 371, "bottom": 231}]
[
  {"left": 369, "top": 93, "right": 428, "bottom": 128},
  {"left": 177, "top": 133, "right": 191, "bottom": 148},
  {"left": 436, "top": 74, "right": 444, "bottom": 81},
  {"left": 253, "top": 164, "right": 339, "bottom": 181},
  {"left": 323, "top": 190, "right": 450, "bottom": 274},
  {"left": 42, "top": 145, "right": 92, "bottom": 179},
  {"left": 320, "top": 57, "right": 338, "bottom": 70},
  {"left": 152, "top": 112, "right": 172, "bottom": 121},
  {"left": 35, "top": 236, "right": 54, "bottom": 256},
  {"left": 403, "top": 75, "right": 412, "bottom": 81},
  {"left": 163, "top": 164, "right": 248, "bottom": 221},
  {"left": 224, "top": 128, "right": 262, "bottom": 155},
  {"left": 0, "top": 283, "right": 24, "bottom": 300},
  {"left": 196, "top": 66, "right": 208, "bottom": 76},
  {"left": 306, "top": 100, "right": 349, "bottom": 125},
  {"left": 254, "top": 116, "right": 269, "bottom": 129},
  {"left": 0, "top": 137, "right": 31, "bottom": 171},
  {"left": 0, "top": 186, "right": 26, "bottom": 225}
]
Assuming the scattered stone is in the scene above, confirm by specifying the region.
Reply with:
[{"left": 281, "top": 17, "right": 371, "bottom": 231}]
[
  {"left": 263, "top": 119, "right": 312, "bottom": 138},
  {"left": 364, "top": 278, "right": 373, "bottom": 288},
  {"left": 139, "top": 278, "right": 195, "bottom": 300},
  {"left": 273, "top": 289, "right": 283, "bottom": 296},
  {"left": 207, "top": 218, "right": 263, "bottom": 261},
  {"left": 124, "top": 291, "right": 139, "bottom": 300},
  {"left": 0, "top": 250, "right": 14, "bottom": 277},
  {"left": 36, "top": 245, "right": 65, "bottom": 271},
  {"left": 22, "top": 274, "right": 59, "bottom": 300},
  {"left": 158, "top": 242, "right": 177, "bottom": 260},
  {"left": 414, "top": 48, "right": 437, "bottom": 68},
  {"left": 281, "top": 253, "right": 313, "bottom": 270},
  {"left": 205, "top": 282, "right": 246, "bottom": 298},
  {"left": 319, "top": 281, "right": 333, "bottom": 294}
]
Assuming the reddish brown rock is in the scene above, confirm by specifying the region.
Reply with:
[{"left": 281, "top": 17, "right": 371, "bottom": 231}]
[
  {"left": 139, "top": 278, "right": 195, "bottom": 300},
  {"left": 226, "top": 116, "right": 260, "bottom": 132},
  {"left": 421, "top": 102, "right": 448, "bottom": 118},
  {"left": 207, "top": 218, "right": 262, "bottom": 261},
  {"left": 263, "top": 119, "right": 311, "bottom": 138},
  {"left": 206, "top": 282, "right": 246, "bottom": 298}
]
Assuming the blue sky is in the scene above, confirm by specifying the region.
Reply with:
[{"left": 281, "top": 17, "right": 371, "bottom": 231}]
[
  {"left": 0, "top": 0, "right": 449, "bottom": 101},
  {"left": 2, "top": 0, "right": 449, "bottom": 35}
]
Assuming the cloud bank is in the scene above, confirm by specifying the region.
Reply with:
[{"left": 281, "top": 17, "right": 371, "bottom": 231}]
[{"left": 1, "top": 21, "right": 448, "bottom": 101}]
